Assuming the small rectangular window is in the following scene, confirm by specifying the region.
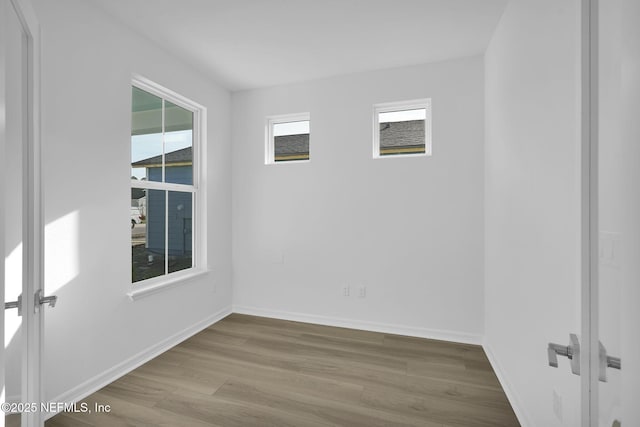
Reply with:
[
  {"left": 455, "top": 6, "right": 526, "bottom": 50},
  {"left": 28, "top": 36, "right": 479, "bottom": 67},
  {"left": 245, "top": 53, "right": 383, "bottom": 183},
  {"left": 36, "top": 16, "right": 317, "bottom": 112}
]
[
  {"left": 373, "top": 99, "right": 431, "bottom": 158},
  {"left": 265, "top": 113, "right": 310, "bottom": 164}
]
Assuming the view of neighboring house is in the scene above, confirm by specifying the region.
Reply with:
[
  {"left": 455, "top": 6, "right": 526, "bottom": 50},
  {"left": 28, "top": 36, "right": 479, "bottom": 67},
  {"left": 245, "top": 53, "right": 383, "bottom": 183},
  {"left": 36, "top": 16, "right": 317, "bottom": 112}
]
[
  {"left": 131, "top": 187, "right": 146, "bottom": 217},
  {"left": 274, "top": 133, "right": 309, "bottom": 162},
  {"left": 131, "top": 147, "right": 193, "bottom": 257},
  {"left": 379, "top": 120, "right": 425, "bottom": 155}
]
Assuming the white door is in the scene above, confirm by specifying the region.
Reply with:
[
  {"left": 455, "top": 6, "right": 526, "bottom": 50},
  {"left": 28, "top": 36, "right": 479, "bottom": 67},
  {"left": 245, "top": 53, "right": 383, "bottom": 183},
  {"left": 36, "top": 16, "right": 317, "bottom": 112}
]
[
  {"left": 594, "top": 0, "right": 640, "bottom": 426},
  {"left": 1, "top": 0, "right": 44, "bottom": 426}
]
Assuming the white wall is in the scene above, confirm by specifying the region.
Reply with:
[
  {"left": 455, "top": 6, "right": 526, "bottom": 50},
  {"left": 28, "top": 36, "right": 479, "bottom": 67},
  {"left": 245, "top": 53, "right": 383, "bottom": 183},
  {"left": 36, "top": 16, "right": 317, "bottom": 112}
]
[
  {"left": 484, "top": 1, "right": 582, "bottom": 425},
  {"left": 232, "top": 57, "right": 485, "bottom": 342},
  {"left": 31, "top": 0, "right": 232, "bottom": 403}
]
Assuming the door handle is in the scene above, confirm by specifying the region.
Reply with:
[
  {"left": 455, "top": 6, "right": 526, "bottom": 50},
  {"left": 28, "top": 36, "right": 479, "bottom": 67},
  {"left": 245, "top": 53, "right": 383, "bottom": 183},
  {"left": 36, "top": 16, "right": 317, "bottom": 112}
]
[
  {"left": 34, "top": 289, "right": 57, "bottom": 312},
  {"left": 548, "top": 333, "right": 580, "bottom": 375},
  {"left": 598, "top": 341, "right": 621, "bottom": 382},
  {"left": 4, "top": 295, "right": 22, "bottom": 316}
]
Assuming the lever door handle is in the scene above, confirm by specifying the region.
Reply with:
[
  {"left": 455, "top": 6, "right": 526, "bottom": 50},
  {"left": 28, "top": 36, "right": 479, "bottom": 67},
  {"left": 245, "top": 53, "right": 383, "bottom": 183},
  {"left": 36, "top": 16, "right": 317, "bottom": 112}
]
[
  {"left": 548, "top": 333, "right": 580, "bottom": 375},
  {"left": 599, "top": 342, "right": 621, "bottom": 382},
  {"left": 35, "top": 289, "right": 58, "bottom": 312},
  {"left": 607, "top": 356, "right": 621, "bottom": 370},
  {"left": 4, "top": 295, "right": 22, "bottom": 316}
]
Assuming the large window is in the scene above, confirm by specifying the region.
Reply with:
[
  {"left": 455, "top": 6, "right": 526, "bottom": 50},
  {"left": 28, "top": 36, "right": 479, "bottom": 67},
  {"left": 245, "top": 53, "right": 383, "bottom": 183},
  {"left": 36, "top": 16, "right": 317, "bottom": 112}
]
[
  {"left": 130, "top": 78, "right": 203, "bottom": 285},
  {"left": 373, "top": 99, "right": 432, "bottom": 158}
]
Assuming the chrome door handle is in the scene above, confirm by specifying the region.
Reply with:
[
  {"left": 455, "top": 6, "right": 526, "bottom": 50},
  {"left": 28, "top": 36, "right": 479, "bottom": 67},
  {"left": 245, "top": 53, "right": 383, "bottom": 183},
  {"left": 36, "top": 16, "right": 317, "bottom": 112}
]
[
  {"left": 35, "top": 289, "right": 57, "bottom": 312},
  {"left": 548, "top": 333, "right": 580, "bottom": 375},
  {"left": 4, "top": 295, "right": 22, "bottom": 316},
  {"left": 598, "top": 341, "right": 621, "bottom": 382}
]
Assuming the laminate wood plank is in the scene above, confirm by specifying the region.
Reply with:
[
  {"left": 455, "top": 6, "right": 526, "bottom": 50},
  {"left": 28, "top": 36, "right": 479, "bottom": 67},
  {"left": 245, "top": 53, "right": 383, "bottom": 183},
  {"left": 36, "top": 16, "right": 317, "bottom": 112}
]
[
  {"left": 407, "top": 359, "right": 503, "bottom": 389},
  {"left": 212, "top": 379, "right": 443, "bottom": 427},
  {"left": 54, "top": 391, "right": 217, "bottom": 427},
  {"left": 402, "top": 375, "right": 515, "bottom": 411},
  {"left": 155, "top": 388, "right": 324, "bottom": 427},
  {"left": 187, "top": 327, "right": 249, "bottom": 347},
  {"left": 128, "top": 356, "right": 227, "bottom": 395},
  {"left": 5, "top": 414, "right": 21, "bottom": 427},
  {"left": 181, "top": 354, "right": 365, "bottom": 404},
  {"left": 44, "top": 415, "right": 93, "bottom": 427},
  {"left": 178, "top": 327, "right": 409, "bottom": 380},
  {"left": 47, "top": 314, "right": 520, "bottom": 427},
  {"left": 223, "top": 314, "right": 385, "bottom": 344},
  {"left": 361, "top": 385, "right": 519, "bottom": 427}
]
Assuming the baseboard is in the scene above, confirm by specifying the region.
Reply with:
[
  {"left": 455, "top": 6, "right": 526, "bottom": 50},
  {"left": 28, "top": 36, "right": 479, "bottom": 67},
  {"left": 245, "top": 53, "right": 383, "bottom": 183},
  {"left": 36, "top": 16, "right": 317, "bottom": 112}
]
[
  {"left": 44, "top": 305, "right": 232, "bottom": 420},
  {"left": 232, "top": 305, "right": 482, "bottom": 345},
  {"left": 482, "top": 340, "right": 533, "bottom": 427}
]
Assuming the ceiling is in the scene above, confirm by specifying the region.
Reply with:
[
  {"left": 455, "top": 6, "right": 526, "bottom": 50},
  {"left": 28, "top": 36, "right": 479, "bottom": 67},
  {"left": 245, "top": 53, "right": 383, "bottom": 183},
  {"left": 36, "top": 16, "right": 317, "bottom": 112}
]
[{"left": 90, "top": 0, "right": 508, "bottom": 91}]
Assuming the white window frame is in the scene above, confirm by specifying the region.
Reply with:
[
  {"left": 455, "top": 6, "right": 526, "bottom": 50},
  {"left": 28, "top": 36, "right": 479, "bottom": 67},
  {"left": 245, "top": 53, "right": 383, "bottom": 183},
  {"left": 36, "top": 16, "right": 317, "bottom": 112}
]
[
  {"left": 128, "top": 75, "right": 208, "bottom": 300},
  {"left": 373, "top": 98, "right": 432, "bottom": 159},
  {"left": 265, "top": 112, "right": 311, "bottom": 165}
]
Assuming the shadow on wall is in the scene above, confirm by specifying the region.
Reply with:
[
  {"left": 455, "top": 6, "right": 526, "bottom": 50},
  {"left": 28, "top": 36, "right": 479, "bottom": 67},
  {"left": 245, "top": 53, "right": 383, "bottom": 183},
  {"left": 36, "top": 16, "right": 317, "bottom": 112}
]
[{"left": 4, "top": 210, "right": 80, "bottom": 404}]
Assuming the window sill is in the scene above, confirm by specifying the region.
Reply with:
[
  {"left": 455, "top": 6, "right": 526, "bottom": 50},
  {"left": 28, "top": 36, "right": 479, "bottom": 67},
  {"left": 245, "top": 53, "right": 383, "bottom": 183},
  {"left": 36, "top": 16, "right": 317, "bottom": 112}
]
[
  {"left": 266, "top": 159, "right": 311, "bottom": 165},
  {"left": 127, "top": 268, "right": 209, "bottom": 301},
  {"left": 373, "top": 152, "right": 430, "bottom": 159}
]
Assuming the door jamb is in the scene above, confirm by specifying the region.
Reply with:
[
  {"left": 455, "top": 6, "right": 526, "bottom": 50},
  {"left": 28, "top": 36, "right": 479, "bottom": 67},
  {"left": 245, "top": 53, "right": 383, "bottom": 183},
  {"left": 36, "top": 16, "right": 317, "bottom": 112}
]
[
  {"left": 581, "top": 0, "right": 599, "bottom": 426},
  {"left": 7, "top": 0, "right": 43, "bottom": 425}
]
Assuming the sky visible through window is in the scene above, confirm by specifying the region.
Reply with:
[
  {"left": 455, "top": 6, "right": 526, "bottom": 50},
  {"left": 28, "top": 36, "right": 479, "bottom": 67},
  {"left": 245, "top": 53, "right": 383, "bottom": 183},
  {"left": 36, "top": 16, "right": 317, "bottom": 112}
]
[
  {"left": 273, "top": 120, "right": 309, "bottom": 137},
  {"left": 379, "top": 108, "right": 425, "bottom": 123},
  {"left": 131, "top": 129, "right": 192, "bottom": 180}
]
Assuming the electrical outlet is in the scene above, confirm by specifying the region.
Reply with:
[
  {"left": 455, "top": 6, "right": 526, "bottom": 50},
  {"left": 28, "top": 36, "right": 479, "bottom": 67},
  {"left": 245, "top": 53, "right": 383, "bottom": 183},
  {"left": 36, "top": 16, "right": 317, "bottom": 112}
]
[
  {"left": 342, "top": 286, "right": 350, "bottom": 297},
  {"left": 553, "top": 389, "right": 563, "bottom": 422},
  {"left": 358, "top": 286, "right": 366, "bottom": 298}
]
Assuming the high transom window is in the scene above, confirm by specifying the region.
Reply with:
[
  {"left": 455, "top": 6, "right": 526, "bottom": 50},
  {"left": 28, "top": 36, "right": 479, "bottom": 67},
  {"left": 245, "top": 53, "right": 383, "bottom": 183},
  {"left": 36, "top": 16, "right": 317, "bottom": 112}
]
[
  {"left": 373, "top": 99, "right": 432, "bottom": 158},
  {"left": 265, "top": 113, "right": 311, "bottom": 164}
]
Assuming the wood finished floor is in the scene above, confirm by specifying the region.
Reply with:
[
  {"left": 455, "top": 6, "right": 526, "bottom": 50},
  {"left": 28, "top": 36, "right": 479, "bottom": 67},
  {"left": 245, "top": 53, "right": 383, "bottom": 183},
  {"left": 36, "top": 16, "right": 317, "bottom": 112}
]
[{"left": 45, "top": 314, "right": 519, "bottom": 427}]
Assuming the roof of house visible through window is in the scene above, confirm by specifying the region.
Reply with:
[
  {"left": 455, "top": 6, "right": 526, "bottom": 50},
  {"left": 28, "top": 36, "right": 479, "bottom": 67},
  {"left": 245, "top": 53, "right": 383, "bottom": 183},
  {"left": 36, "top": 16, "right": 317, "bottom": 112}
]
[
  {"left": 274, "top": 134, "right": 309, "bottom": 157},
  {"left": 132, "top": 147, "right": 192, "bottom": 168},
  {"left": 380, "top": 120, "right": 425, "bottom": 149}
]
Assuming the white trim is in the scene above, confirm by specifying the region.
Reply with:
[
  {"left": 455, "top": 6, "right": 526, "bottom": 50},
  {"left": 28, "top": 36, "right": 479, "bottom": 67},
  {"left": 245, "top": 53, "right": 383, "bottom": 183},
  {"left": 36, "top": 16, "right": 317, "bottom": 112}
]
[
  {"left": 6, "top": 0, "right": 44, "bottom": 425},
  {"left": 373, "top": 98, "right": 432, "bottom": 159},
  {"left": 127, "top": 268, "right": 209, "bottom": 301},
  {"left": 581, "top": 1, "right": 598, "bottom": 425},
  {"left": 131, "top": 74, "right": 205, "bottom": 113},
  {"left": 483, "top": 341, "right": 533, "bottom": 427},
  {"left": 264, "top": 112, "right": 311, "bottom": 165},
  {"left": 130, "top": 75, "right": 206, "bottom": 293},
  {"left": 43, "top": 306, "right": 232, "bottom": 421},
  {"left": 232, "top": 305, "right": 482, "bottom": 345},
  {"left": 0, "top": 0, "right": 7, "bottom": 414},
  {"left": 130, "top": 180, "right": 195, "bottom": 192}
]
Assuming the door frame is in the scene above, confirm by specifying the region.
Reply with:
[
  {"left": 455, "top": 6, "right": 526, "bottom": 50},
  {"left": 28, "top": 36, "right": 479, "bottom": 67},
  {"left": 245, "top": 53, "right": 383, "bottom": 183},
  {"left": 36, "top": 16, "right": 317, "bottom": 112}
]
[
  {"left": 1, "top": 0, "right": 43, "bottom": 425},
  {"left": 0, "top": 0, "right": 6, "bottom": 420},
  {"left": 581, "top": 0, "right": 605, "bottom": 425},
  {"left": 581, "top": 0, "right": 620, "bottom": 427}
]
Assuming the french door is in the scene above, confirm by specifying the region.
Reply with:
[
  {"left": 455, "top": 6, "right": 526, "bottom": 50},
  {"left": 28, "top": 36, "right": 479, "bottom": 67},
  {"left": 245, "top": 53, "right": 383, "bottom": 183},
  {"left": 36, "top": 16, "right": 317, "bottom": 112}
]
[
  {"left": 590, "top": 0, "right": 639, "bottom": 426},
  {"left": 548, "top": 0, "right": 638, "bottom": 425},
  {"left": 1, "top": 0, "right": 45, "bottom": 426}
]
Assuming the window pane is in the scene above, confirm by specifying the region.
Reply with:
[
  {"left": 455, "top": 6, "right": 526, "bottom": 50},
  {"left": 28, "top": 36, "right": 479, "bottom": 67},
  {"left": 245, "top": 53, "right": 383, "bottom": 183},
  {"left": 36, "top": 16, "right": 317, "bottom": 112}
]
[
  {"left": 379, "top": 108, "right": 426, "bottom": 156},
  {"left": 168, "top": 191, "right": 193, "bottom": 274},
  {"left": 132, "top": 189, "right": 165, "bottom": 283},
  {"left": 131, "top": 87, "right": 163, "bottom": 182},
  {"left": 164, "top": 101, "right": 193, "bottom": 185},
  {"left": 274, "top": 120, "right": 310, "bottom": 162}
]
